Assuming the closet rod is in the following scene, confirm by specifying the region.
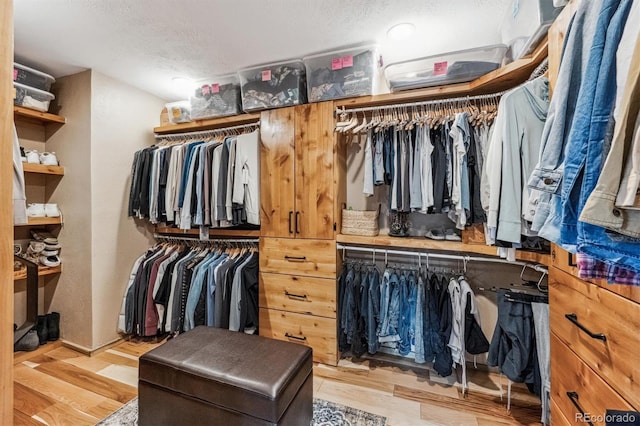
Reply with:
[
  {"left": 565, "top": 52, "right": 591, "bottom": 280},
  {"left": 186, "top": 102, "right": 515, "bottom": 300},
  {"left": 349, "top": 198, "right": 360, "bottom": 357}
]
[
  {"left": 154, "top": 121, "right": 260, "bottom": 140},
  {"left": 154, "top": 233, "right": 259, "bottom": 244},
  {"left": 336, "top": 243, "right": 548, "bottom": 274},
  {"left": 335, "top": 90, "right": 510, "bottom": 115}
]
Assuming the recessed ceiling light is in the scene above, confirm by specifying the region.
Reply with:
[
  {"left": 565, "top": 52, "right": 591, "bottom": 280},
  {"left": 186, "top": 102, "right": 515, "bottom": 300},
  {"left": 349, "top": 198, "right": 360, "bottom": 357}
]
[
  {"left": 172, "top": 77, "right": 194, "bottom": 97},
  {"left": 387, "top": 23, "right": 415, "bottom": 41}
]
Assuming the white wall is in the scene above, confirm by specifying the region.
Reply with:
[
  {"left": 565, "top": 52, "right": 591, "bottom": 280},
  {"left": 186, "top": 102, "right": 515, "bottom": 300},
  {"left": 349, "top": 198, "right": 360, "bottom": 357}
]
[{"left": 90, "top": 71, "right": 161, "bottom": 349}]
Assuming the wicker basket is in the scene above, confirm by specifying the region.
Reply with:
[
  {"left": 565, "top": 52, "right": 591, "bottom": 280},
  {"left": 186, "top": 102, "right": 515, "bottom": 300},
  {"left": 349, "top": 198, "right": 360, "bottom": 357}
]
[{"left": 341, "top": 205, "right": 380, "bottom": 237}]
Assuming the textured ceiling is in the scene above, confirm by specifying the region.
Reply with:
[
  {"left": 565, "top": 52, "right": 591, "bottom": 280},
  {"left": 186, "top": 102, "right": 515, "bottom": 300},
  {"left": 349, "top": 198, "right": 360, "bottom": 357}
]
[{"left": 14, "top": 0, "right": 512, "bottom": 101}]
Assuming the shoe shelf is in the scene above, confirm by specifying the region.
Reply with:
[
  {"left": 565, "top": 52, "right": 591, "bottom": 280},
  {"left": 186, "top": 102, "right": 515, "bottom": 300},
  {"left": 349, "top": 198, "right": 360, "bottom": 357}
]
[
  {"left": 15, "top": 217, "right": 63, "bottom": 227},
  {"left": 13, "top": 264, "right": 62, "bottom": 281},
  {"left": 22, "top": 163, "right": 64, "bottom": 176},
  {"left": 153, "top": 112, "right": 261, "bottom": 135},
  {"left": 14, "top": 106, "right": 66, "bottom": 139},
  {"left": 336, "top": 234, "right": 551, "bottom": 266},
  {"left": 155, "top": 226, "right": 260, "bottom": 238}
]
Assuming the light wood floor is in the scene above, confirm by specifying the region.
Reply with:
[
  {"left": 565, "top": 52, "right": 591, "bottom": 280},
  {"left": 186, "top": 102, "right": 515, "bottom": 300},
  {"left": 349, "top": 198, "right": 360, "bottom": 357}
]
[{"left": 13, "top": 340, "right": 542, "bottom": 425}]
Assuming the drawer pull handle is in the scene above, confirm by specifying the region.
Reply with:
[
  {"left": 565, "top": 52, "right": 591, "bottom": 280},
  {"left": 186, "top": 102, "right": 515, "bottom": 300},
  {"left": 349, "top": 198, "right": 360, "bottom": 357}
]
[
  {"left": 566, "top": 392, "right": 593, "bottom": 426},
  {"left": 284, "top": 255, "right": 307, "bottom": 262},
  {"left": 288, "top": 211, "right": 294, "bottom": 234},
  {"left": 565, "top": 313, "right": 607, "bottom": 341},
  {"left": 285, "top": 291, "right": 308, "bottom": 300},
  {"left": 285, "top": 333, "right": 307, "bottom": 342}
]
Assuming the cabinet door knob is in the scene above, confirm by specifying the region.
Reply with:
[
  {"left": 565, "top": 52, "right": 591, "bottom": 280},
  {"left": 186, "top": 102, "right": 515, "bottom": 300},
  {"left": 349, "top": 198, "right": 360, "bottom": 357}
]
[
  {"left": 295, "top": 211, "right": 300, "bottom": 234},
  {"left": 565, "top": 313, "right": 607, "bottom": 341},
  {"left": 284, "top": 255, "right": 307, "bottom": 262},
  {"left": 566, "top": 392, "right": 593, "bottom": 426},
  {"left": 284, "top": 290, "right": 308, "bottom": 300},
  {"left": 285, "top": 332, "right": 307, "bottom": 342}
]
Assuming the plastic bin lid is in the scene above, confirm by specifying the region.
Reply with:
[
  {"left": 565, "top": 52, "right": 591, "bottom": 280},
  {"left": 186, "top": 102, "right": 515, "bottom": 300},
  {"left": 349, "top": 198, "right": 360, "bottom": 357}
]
[
  {"left": 384, "top": 44, "right": 508, "bottom": 72},
  {"left": 13, "top": 81, "right": 55, "bottom": 100},
  {"left": 13, "top": 62, "right": 56, "bottom": 83},
  {"left": 302, "top": 44, "right": 377, "bottom": 61},
  {"left": 239, "top": 58, "right": 305, "bottom": 73}
]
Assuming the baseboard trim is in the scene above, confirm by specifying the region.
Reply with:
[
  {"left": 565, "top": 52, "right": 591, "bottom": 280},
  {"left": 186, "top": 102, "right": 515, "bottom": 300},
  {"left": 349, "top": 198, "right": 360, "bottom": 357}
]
[{"left": 62, "top": 337, "right": 124, "bottom": 356}]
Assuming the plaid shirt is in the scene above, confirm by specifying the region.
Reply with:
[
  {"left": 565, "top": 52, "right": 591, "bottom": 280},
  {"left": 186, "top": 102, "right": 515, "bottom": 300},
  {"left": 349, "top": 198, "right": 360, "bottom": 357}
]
[{"left": 577, "top": 253, "right": 640, "bottom": 286}]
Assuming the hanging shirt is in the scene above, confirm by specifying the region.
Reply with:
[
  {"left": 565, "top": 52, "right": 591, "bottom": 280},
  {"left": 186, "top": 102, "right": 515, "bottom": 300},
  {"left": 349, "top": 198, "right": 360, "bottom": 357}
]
[
  {"left": 12, "top": 125, "right": 27, "bottom": 224},
  {"left": 232, "top": 130, "right": 261, "bottom": 225},
  {"left": 363, "top": 131, "right": 374, "bottom": 197}
]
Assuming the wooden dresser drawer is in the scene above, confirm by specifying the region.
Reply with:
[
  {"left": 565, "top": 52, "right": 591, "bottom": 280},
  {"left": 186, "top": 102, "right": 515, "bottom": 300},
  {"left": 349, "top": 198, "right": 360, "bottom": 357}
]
[
  {"left": 550, "top": 268, "right": 640, "bottom": 409},
  {"left": 551, "top": 244, "right": 580, "bottom": 277},
  {"left": 551, "top": 333, "right": 634, "bottom": 425},
  {"left": 551, "top": 244, "right": 640, "bottom": 304},
  {"left": 260, "top": 237, "right": 336, "bottom": 278},
  {"left": 550, "top": 397, "right": 572, "bottom": 426},
  {"left": 259, "top": 272, "right": 336, "bottom": 318},
  {"left": 259, "top": 308, "right": 337, "bottom": 366}
]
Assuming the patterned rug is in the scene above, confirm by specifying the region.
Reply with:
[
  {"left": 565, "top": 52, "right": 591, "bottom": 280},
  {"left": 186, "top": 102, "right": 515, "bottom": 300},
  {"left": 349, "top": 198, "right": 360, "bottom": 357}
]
[{"left": 97, "top": 397, "right": 387, "bottom": 426}]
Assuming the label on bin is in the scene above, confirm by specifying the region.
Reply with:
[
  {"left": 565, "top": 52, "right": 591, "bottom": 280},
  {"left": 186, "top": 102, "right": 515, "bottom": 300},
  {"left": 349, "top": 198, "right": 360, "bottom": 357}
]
[
  {"left": 332, "top": 58, "right": 343, "bottom": 70},
  {"left": 342, "top": 55, "right": 354, "bottom": 68},
  {"left": 262, "top": 70, "right": 272, "bottom": 81},
  {"left": 434, "top": 61, "right": 448, "bottom": 76},
  {"left": 201, "top": 85, "right": 211, "bottom": 95},
  {"left": 211, "top": 83, "right": 220, "bottom": 93},
  {"left": 13, "top": 69, "right": 17, "bottom": 81}
]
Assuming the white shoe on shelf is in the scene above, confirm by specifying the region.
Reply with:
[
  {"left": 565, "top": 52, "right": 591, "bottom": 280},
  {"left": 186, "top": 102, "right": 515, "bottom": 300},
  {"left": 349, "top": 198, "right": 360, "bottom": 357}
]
[
  {"left": 41, "top": 248, "right": 59, "bottom": 256},
  {"left": 39, "top": 152, "right": 59, "bottom": 166},
  {"left": 26, "top": 203, "right": 46, "bottom": 218},
  {"left": 39, "top": 255, "right": 61, "bottom": 267},
  {"left": 26, "top": 150, "right": 40, "bottom": 164},
  {"left": 44, "top": 203, "right": 61, "bottom": 217}
]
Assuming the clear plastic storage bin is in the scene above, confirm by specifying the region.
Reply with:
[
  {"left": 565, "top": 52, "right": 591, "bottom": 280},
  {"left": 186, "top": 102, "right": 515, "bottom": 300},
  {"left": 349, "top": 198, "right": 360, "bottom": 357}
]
[
  {"left": 501, "top": 0, "right": 563, "bottom": 61},
  {"left": 13, "top": 62, "right": 55, "bottom": 92},
  {"left": 384, "top": 45, "right": 508, "bottom": 92},
  {"left": 303, "top": 45, "right": 378, "bottom": 102},
  {"left": 165, "top": 101, "right": 191, "bottom": 124},
  {"left": 239, "top": 60, "right": 307, "bottom": 112},
  {"left": 190, "top": 75, "right": 242, "bottom": 119},
  {"left": 13, "top": 82, "right": 55, "bottom": 112}
]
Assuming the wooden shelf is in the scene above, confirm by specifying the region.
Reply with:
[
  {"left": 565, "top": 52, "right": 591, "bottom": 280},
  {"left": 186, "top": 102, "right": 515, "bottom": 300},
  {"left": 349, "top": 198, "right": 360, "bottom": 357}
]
[
  {"left": 22, "top": 163, "right": 64, "bottom": 176},
  {"left": 336, "top": 234, "right": 551, "bottom": 266},
  {"left": 14, "top": 106, "right": 66, "bottom": 139},
  {"left": 154, "top": 113, "right": 261, "bottom": 135},
  {"left": 13, "top": 264, "right": 62, "bottom": 281},
  {"left": 15, "top": 217, "right": 63, "bottom": 227},
  {"left": 14, "top": 106, "right": 66, "bottom": 125},
  {"left": 335, "top": 36, "right": 548, "bottom": 109},
  {"left": 155, "top": 226, "right": 260, "bottom": 238}
]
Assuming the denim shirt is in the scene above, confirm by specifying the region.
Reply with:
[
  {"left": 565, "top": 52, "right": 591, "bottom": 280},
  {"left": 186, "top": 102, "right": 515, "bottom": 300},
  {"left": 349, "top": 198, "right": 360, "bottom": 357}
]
[
  {"left": 527, "top": 0, "right": 602, "bottom": 237},
  {"left": 559, "top": 0, "right": 633, "bottom": 251}
]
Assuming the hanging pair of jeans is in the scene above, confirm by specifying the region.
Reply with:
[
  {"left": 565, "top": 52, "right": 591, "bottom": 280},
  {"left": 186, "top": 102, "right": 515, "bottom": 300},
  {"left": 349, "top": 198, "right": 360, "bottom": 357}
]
[
  {"left": 398, "top": 272, "right": 417, "bottom": 356},
  {"left": 339, "top": 265, "right": 355, "bottom": 352},
  {"left": 378, "top": 269, "right": 400, "bottom": 343},
  {"left": 414, "top": 274, "right": 426, "bottom": 363},
  {"left": 366, "top": 268, "right": 381, "bottom": 354},
  {"left": 352, "top": 266, "right": 367, "bottom": 357}
]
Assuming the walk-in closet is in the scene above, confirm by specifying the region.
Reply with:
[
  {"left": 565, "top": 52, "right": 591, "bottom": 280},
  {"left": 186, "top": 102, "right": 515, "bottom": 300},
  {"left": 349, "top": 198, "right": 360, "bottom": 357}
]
[{"left": 2, "top": 0, "right": 639, "bottom": 425}]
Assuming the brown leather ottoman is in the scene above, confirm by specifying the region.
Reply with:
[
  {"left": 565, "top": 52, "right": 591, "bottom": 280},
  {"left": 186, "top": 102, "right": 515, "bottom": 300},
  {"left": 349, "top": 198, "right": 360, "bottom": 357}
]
[{"left": 138, "top": 326, "right": 313, "bottom": 426}]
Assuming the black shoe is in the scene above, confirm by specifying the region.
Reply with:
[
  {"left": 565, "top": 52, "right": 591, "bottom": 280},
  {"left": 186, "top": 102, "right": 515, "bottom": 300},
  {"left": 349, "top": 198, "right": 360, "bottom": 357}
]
[
  {"left": 47, "top": 312, "right": 60, "bottom": 341},
  {"left": 36, "top": 315, "right": 48, "bottom": 345}
]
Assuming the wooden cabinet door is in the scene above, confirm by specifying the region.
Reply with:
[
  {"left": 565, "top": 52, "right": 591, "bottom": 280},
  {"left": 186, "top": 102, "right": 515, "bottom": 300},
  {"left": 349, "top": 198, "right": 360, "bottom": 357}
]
[
  {"left": 294, "top": 103, "right": 334, "bottom": 239},
  {"left": 260, "top": 107, "right": 296, "bottom": 238}
]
